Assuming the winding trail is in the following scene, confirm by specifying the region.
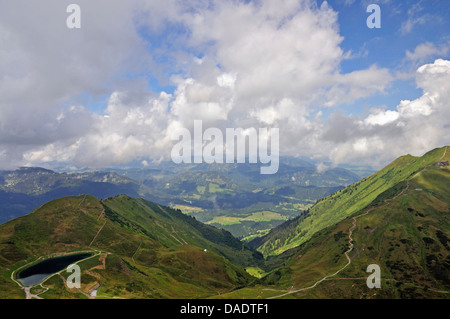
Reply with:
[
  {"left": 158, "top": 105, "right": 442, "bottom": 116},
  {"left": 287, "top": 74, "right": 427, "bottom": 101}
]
[
  {"left": 440, "top": 146, "right": 448, "bottom": 160},
  {"left": 268, "top": 147, "right": 449, "bottom": 299},
  {"left": 23, "top": 287, "right": 44, "bottom": 299},
  {"left": 268, "top": 211, "right": 368, "bottom": 299},
  {"left": 89, "top": 221, "right": 107, "bottom": 248},
  {"left": 131, "top": 241, "right": 142, "bottom": 264}
]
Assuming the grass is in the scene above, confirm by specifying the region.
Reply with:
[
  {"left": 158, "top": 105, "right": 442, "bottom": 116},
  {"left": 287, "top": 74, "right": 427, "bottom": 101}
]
[
  {"left": 197, "top": 186, "right": 206, "bottom": 194},
  {"left": 206, "top": 211, "right": 288, "bottom": 227},
  {"left": 249, "top": 159, "right": 450, "bottom": 298},
  {"left": 241, "top": 230, "right": 271, "bottom": 242},
  {"left": 208, "top": 183, "right": 221, "bottom": 193},
  {"left": 256, "top": 146, "right": 449, "bottom": 256},
  {"left": 170, "top": 204, "right": 204, "bottom": 214},
  {"left": 0, "top": 194, "right": 261, "bottom": 299},
  {"left": 1, "top": 147, "right": 447, "bottom": 299},
  {"left": 244, "top": 267, "right": 267, "bottom": 279}
]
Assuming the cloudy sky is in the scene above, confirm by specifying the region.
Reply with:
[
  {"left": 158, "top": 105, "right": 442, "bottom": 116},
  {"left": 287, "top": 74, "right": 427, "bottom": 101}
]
[{"left": 0, "top": 0, "right": 449, "bottom": 170}]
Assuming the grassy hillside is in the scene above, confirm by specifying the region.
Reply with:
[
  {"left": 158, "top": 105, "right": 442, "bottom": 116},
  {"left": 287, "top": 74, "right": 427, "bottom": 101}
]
[
  {"left": 101, "top": 195, "right": 262, "bottom": 267},
  {"left": 216, "top": 151, "right": 449, "bottom": 299},
  {"left": 252, "top": 146, "right": 450, "bottom": 256},
  {"left": 0, "top": 161, "right": 359, "bottom": 240},
  {"left": 0, "top": 168, "right": 142, "bottom": 224},
  {"left": 137, "top": 164, "right": 354, "bottom": 239},
  {"left": 1, "top": 147, "right": 447, "bottom": 299},
  {"left": 0, "top": 195, "right": 258, "bottom": 299}
]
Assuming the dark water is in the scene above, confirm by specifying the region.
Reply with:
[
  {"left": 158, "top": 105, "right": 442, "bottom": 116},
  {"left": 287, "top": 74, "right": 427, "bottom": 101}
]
[{"left": 17, "top": 252, "right": 92, "bottom": 286}]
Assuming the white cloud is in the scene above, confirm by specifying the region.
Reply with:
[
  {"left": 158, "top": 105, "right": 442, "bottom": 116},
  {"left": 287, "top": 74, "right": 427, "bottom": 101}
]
[
  {"left": 315, "top": 162, "right": 330, "bottom": 174},
  {"left": 325, "top": 59, "right": 450, "bottom": 166},
  {"left": 324, "top": 65, "right": 393, "bottom": 107},
  {"left": 1, "top": 1, "right": 447, "bottom": 171},
  {"left": 406, "top": 42, "right": 449, "bottom": 64},
  {"left": 364, "top": 109, "right": 399, "bottom": 126},
  {"left": 0, "top": 0, "right": 150, "bottom": 168}
]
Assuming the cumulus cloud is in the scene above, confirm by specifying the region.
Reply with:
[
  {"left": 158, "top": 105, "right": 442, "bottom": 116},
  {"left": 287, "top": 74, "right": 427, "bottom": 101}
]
[
  {"left": 364, "top": 110, "right": 399, "bottom": 126},
  {"left": 0, "top": 0, "right": 448, "bottom": 170},
  {"left": 406, "top": 42, "right": 449, "bottom": 64},
  {"left": 0, "top": 0, "right": 149, "bottom": 168},
  {"left": 324, "top": 59, "right": 450, "bottom": 166}
]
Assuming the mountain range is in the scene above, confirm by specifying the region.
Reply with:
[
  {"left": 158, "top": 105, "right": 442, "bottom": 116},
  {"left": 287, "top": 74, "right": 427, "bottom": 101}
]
[
  {"left": 0, "top": 146, "right": 448, "bottom": 299},
  {"left": 0, "top": 158, "right": 364, "bottom": 239},
  {"left": 0, "top": 194, "right": 261, "bottom": 298}
]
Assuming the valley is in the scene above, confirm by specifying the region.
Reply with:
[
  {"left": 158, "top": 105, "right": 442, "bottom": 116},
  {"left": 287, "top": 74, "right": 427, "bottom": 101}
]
[
  {"left": 0, "top": 158, "right": 362, "bottom": 240},
  {"left": 232, "top": 146, "right": 450, "bottom": 298},
  {"left": 1, "top": 0, "right": 449, "bottom": 304},
  {"left": 0, "top": 195, "right": 261, "bottom": 299},
  {"left": 0, "top": 146, "right": 448, "bottom": 299}
]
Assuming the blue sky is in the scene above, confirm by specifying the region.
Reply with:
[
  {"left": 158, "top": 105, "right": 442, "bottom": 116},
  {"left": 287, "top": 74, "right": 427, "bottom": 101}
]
[
  {"left": 332, "top": 0, "right": 450, "bottom": 109},
  {"left": 0, "top": 0, "right": 449, "bottom": 170},
  {"left": 126, "top": 0, "right": 450, "bottom": 118}
]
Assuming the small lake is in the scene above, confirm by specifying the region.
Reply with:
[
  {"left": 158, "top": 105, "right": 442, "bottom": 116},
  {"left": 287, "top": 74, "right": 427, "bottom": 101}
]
[{"left": 17, "top": 252, "right": 93, "bottom": 287}]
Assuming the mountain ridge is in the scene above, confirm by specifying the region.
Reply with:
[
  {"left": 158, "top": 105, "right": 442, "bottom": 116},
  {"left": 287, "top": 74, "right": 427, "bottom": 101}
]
[
  {"left": 251, "top": 146, "right": 450, "bottom": 256},
  {"left": 0, "top": 146, "right": 448, "bottom": 299},
  {"left": 217, "top": 146, "right": 449, "bottom": 298},
  {"left": 0, "top": 160, "right": 362, "bottom": 238},
  {"left": 0, "top": 194, "right": 260, "bottom": 298}
]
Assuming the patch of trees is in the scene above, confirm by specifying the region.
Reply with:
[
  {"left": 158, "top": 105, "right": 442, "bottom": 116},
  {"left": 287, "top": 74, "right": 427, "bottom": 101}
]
[
  {"left": 333, "top": 231, "right": 346, "bottom": 242},
  {"left": 436, "top": 230, "right": 449, "bottom": 248},
  {"left": 422, "top": 237, "right": 435, "bottom": 245},
  {"left": 274, "top": 186, "right": 295, "bottom": 196},
  {"left": 370, "top": 181, "right": 407, "bottom": 206},
  {"left": 426, "top": 254, "right": 450, "bottom": 285}
]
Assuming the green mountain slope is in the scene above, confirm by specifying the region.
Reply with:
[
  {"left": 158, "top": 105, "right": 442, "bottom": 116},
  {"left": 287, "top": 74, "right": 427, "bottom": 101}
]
[
  {"left": 218, "top": 147, "right": 450, "bottom": 299},
  {"left": 0, "top": 147, "right": 447, "bottom": 299},
  {"left": 0, "top": 160, "right": 360, "bottom": 239},
  {"left": 131, "top": 162, "right": 357, "bottom": 238},
  {"left": 0, "top": 195, "right": 259, "bottom": 299},
  {"left": 0, "top": 168, "right": 143, "bottom": 224},
  {"left": 101, "top": 195, "right": 262, "bottom": 267},
  {"left": 252, "top": 146, "right": 450, "bottom": 256}
]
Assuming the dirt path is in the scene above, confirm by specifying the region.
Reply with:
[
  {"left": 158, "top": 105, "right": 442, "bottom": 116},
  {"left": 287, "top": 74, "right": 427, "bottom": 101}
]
[
  {"left": 155, "top": 205, "right": 188, "bottom": 246},
  {"left": 78, "top": 194, "right": 87, "bottom": 207},
  {"left": 268, "top": 211, "right": 368, "bottom": 299},
  {"left": 89, "top": 221, "right": 107, "bottom": 247},
  {"left": 440, "top": 146, "right": 448, "bottom": 160},
  {"left": 132, "top": 241, "right": 142, "bottom": 264},
  {"left": 22, "top": 287, "right": 43, "bottom": 299},
  {"left": 268, "top": 151, "right": 449, "bottom": 299},
  {"left": 97, "top": 207, "right": 105, "bottom": 221}
]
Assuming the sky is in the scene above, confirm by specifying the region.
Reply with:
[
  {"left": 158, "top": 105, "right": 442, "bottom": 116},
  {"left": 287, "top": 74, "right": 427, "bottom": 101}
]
[{"left": 0, "top": 0, "right": 449, "bottom": 171}]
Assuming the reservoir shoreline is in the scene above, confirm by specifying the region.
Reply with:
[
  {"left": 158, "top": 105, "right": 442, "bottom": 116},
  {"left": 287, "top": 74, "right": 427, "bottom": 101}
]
[{"left": 12, "top": 250, "right": 97, "bottom": 288}]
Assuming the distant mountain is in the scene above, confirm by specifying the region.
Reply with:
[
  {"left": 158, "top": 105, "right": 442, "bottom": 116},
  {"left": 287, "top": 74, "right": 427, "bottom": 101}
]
[
  {"left": 0, "top": 168, "right": 142, "bottom": 224},
  {"left": 0, "top": 195, "right": 261, "bottom": 298},
  {"left": 202, "top": 145, "right": 450, "bottom": 299},
  {"left": 111, "top": 160, "right": 361, "bottom": 189},
  {"left": 108, "top": 161, "right": 360, "bottom": 238},
  {"left": 1, "top": 147, "right": 447, "bottom": 299},
  {"left": 0, "top": 160, "right": 361, "bottom": 239},
  {"left": 0, "top": 167, "right": 139, "bottom": 195}
]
